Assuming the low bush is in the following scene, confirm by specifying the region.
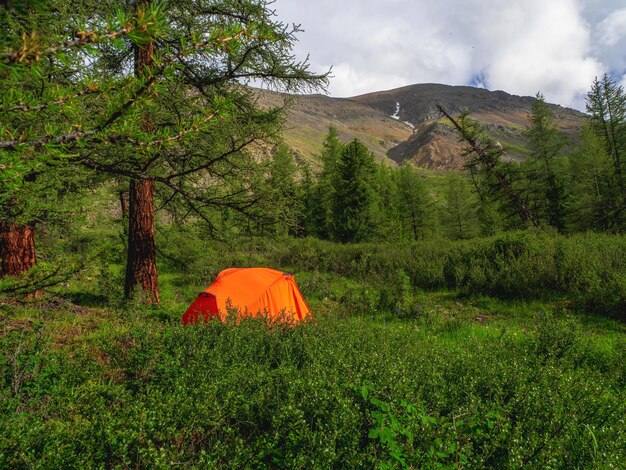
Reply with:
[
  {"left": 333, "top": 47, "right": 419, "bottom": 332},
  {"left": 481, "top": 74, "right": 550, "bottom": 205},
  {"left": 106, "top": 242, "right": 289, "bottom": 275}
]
[
  {"left": 0, "top": 310, "right": 623, "bottom": 468},
  {"left": 257, "top": 233, "right": 626, "bottom": 319}
]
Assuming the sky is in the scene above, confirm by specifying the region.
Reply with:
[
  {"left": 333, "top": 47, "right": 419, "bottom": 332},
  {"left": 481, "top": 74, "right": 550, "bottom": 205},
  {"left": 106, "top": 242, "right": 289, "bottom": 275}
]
[{"left": 271, "top": 0, "right": 626, "bottom": 110}]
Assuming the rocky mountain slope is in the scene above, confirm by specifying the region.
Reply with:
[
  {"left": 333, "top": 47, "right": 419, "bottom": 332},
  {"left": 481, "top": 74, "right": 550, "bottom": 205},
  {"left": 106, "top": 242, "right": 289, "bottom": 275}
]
[{"left": 256, "top": 83, "right": 586, "bottom": 170}]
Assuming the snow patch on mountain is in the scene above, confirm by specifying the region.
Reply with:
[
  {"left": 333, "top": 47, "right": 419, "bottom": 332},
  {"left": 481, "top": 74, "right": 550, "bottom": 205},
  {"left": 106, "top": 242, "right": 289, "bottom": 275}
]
[
  {"left": 391, "top": 101, "right": 401, "bottom": 120},
  {"left": 390, "top": 101, "right": 415, "bottom": 130}
]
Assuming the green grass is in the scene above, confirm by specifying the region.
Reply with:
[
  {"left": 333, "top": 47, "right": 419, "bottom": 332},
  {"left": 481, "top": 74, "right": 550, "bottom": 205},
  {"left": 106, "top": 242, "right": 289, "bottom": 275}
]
[
  {"left": 1, "top": 226, "right": 625, "bottom": 468},
  {"left": 1, "top": 295, "right": 624, "bottom": 468},
  {"left": 2, "top": 240, "right": 625, "bottom": 468}
]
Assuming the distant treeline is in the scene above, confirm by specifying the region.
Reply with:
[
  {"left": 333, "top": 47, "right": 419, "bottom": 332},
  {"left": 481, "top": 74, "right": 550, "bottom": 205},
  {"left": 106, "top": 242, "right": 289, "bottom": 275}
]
[{"left": 258, "top": 76, "right": 626, "bottom": 242}]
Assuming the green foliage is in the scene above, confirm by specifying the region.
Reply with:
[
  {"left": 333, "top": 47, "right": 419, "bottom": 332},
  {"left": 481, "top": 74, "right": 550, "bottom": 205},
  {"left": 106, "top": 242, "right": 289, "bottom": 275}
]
[
  {"left": 259, "top": 143, "right": 302, "bottom": 235},
  {"left": 0, "top": 304, "right": 623, "bottom": 468},
  {"left": 333, "top": 140, "right": 376, "bottom": 243},
  {"left": 268, "top": 233, "right": 626, "bottom": 318},
  {"left": 439, "top": 107, "right": 536, "bottom": 228},
  {"left": 359, "top": 385, "right": 501, "bottom": 469},
  {"left": 584, "top": 75, "right": 626, "bottom": 229},
  {"left": 566, "top": 125, "right": 617, "bottom": 231},
  {"left": 586, "top": 75, "right": 626, "bottom": 186},
  {"left": 310, "top": 125, "right": 343, "bottom": 239},
  {"left": 441, "top": 173, "right": 479, "bottom": 240},
  {"left": 395, "top": 164, "right": 435, "bottom": 240},
  {"left": 1, "top": 0, "right": 328, "bottom": 302},
  {"left": 523, "top": 93, "right": 568, "bottom": 232},
  {"left": 0, "top": 196, "right": 624, "bottom": 467}
]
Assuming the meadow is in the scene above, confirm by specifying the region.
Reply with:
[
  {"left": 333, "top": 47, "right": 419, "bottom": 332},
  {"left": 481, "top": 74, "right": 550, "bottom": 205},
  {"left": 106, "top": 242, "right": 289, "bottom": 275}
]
[{"left": 1, "top": 230, "right": 624, "bottom": 468}]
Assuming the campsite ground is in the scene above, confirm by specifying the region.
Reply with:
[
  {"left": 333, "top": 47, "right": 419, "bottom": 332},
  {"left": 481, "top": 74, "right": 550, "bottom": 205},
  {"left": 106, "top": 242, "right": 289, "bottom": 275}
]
[{"left": 1, "top": 234, "right": 625, "bottom": 468}]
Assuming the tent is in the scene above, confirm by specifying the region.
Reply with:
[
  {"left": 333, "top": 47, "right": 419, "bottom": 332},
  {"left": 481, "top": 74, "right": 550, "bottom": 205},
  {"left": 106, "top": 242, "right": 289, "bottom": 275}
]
[{"left": 182, "top": 267, "right": 311, "bottom": 324}]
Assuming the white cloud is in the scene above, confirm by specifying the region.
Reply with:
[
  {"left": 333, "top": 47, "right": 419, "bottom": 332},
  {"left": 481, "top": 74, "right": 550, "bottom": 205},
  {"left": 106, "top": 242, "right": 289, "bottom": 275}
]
[
  {"left": 323, "top": 63, "right": 411, "bottom": 97},
  {"left": 272, "top": 0, "right": 625, "bottom": 110},
  {"left": 598, "top": 8, "right": 626, "bottom": 46},
  {"left": 468, "top": 0, "right": 603, "bottom": 108}
]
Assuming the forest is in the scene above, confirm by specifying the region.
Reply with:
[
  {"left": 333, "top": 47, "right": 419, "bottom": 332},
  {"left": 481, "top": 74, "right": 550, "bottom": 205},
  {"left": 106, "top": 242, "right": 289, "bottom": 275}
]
[{"left": 1, "top": 0, "right": 625, "bottom": 468}]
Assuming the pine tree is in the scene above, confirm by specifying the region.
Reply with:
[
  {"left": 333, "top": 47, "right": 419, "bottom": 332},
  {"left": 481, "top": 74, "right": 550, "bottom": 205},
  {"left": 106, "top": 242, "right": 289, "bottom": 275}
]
[
  {"left": 311, "top": 125, "right": 343, "bottom": 239},
  {"left": 586, "top": 75, "right": 626, "bottom": 227},
  {"left": 524, "top": 93, "right": 567, "bottom": 232},
  {"left": 395, "top": 164, "right": 433, "bottom": 240},
  {"left": 333, "top": 139, "right": 375, "bottom": 243},
  {"left": 441, "top": 173, "right": 479, "bottom": 240}
]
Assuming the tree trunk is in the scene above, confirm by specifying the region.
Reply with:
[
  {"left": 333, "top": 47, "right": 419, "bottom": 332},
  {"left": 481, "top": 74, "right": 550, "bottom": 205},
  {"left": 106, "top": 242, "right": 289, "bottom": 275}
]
[
  {"left": 438, "top": 105, "right": 538, "bottom": 227},
  {"left": 0, "top": 222, "right": 42, "bottom": 298},
  {"left": 123, "top": 0, "right": 159, "bottom": 304},
  {"left": 0, "top": 223, "right": 37, "bottom": 277},
  {"left": 124, "top": 179, "right": 159, "bottom": 303}
]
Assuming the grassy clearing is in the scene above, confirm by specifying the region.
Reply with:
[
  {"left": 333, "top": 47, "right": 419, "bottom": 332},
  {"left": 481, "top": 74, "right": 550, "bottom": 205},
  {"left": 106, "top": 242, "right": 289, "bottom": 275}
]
[
  {"left": 1, "top": 294, "right": 624, "bottom": 468},
  {"left": 1, "top": 232, "right": 625, "bottom": 468}
]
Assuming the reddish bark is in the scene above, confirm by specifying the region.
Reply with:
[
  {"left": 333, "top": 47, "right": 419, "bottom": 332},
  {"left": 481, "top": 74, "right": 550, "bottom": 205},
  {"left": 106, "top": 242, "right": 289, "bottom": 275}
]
[
  {"left": 0, "top": 222, "right": 42, "bottom": 298},
  {"left": 124, "top": 179, "right": 159, "bottom": 303},
  {"left": 0, "top": 223, "right": 37, "bottom": 277},
  {"left": 123, "top": 0, "right": 160, "bottom": 304}
]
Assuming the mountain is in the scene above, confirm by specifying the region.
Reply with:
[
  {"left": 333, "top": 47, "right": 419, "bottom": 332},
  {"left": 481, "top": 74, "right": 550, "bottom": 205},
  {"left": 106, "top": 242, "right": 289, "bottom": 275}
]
[{"left": 256, "top": 83, "right": 586, "bottom": 170}]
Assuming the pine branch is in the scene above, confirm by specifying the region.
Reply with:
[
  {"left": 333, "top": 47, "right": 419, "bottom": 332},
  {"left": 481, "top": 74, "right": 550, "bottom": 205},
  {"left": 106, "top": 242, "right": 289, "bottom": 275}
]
[
  {"left": 77, "top": 156, "right": 262, "bottom": 215},
  {"left": 1, "top": 28, "right": 131, "bottom": 65},
  {"left": 0, "top": 29, "right": 249, "bottom": 150},
  {"left": 0, "top": 85, "right": 105, "bottom": 113},
  {"left": 438, "top": 104, "right": 538, "bottom": 227}
]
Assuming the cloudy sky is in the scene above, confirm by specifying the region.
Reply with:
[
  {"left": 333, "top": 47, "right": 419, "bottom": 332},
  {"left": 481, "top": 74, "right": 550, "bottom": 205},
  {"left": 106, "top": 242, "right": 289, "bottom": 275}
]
[{"left": 271, "top": 0, "right": 626, "bottom": 110}]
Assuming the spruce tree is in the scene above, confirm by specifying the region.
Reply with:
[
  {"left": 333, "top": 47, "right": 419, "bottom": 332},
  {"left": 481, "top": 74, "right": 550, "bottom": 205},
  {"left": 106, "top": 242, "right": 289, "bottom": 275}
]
[
  {"left": 524, "top": 93, "right": 567, "bottom": 232},
  {"left": 311, "top": 125, "right": 343, "bottom": 239},
  {"left": 395, "top": 164, "right": 433, "bottom": 240},
  {"left": 333, "top": 139, "right": 375, "bottom": 243},
  {"left": 586, "top": 75, "right": 626, "bottom": 227}
]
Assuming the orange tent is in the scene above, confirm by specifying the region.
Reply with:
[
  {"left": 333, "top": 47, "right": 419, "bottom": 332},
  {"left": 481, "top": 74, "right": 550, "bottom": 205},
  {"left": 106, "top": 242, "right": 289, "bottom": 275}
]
[{"left": 182, "top": 267, "right": 311, "bottom": 324}]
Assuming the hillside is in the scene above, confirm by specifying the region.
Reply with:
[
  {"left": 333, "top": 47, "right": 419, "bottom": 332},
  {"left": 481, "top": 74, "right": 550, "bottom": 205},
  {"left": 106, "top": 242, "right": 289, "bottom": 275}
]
[{"left": 257, "top": 84, "right": 586, "bottom": 170}]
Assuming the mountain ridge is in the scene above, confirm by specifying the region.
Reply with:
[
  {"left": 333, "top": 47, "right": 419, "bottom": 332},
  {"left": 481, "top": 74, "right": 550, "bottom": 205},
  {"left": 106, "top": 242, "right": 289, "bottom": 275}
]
[{"left": 255, "top": 83, "right": 586, "bottom": 170}]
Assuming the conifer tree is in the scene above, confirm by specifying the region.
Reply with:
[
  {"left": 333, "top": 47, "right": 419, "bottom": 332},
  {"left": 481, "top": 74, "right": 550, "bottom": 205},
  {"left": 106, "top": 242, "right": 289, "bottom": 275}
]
[
  {"left": 567, "top": 126, "right": 616, "bottom": 231},
  {"left": 586, "top": 75, "right": 626, "bottom": 227},
  {"left": 524, "top": 93, "right": 567, "bottom": 232},
  {"left": 395, "top": 164, "right": 433, "bottom": 240},
  {"left": 370, "top": 164, "right": 402, "bottom": 241},
  {"left": 333, "top": 139, "right": 375, "bottom": 243},
  {"left": 1, "top": 0, "right": 327, "bottom": 302},
  {"left": 0, "top": 0, "right": 100, "bottom": 286},
  {"left": 438, "top": 105, "right": 538, "bottom": 228},
  {"left": 441, "top": 173, "right": 479, "bottom": 240},
  {"left": 297, "top": 163, "right": 316, "bottom": 237},
  {"left": 264, "top": 143, "right": 301, "bottom": 235},
  {"left": 311, "top": 125, "right": 343, "bottom": 239}
]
